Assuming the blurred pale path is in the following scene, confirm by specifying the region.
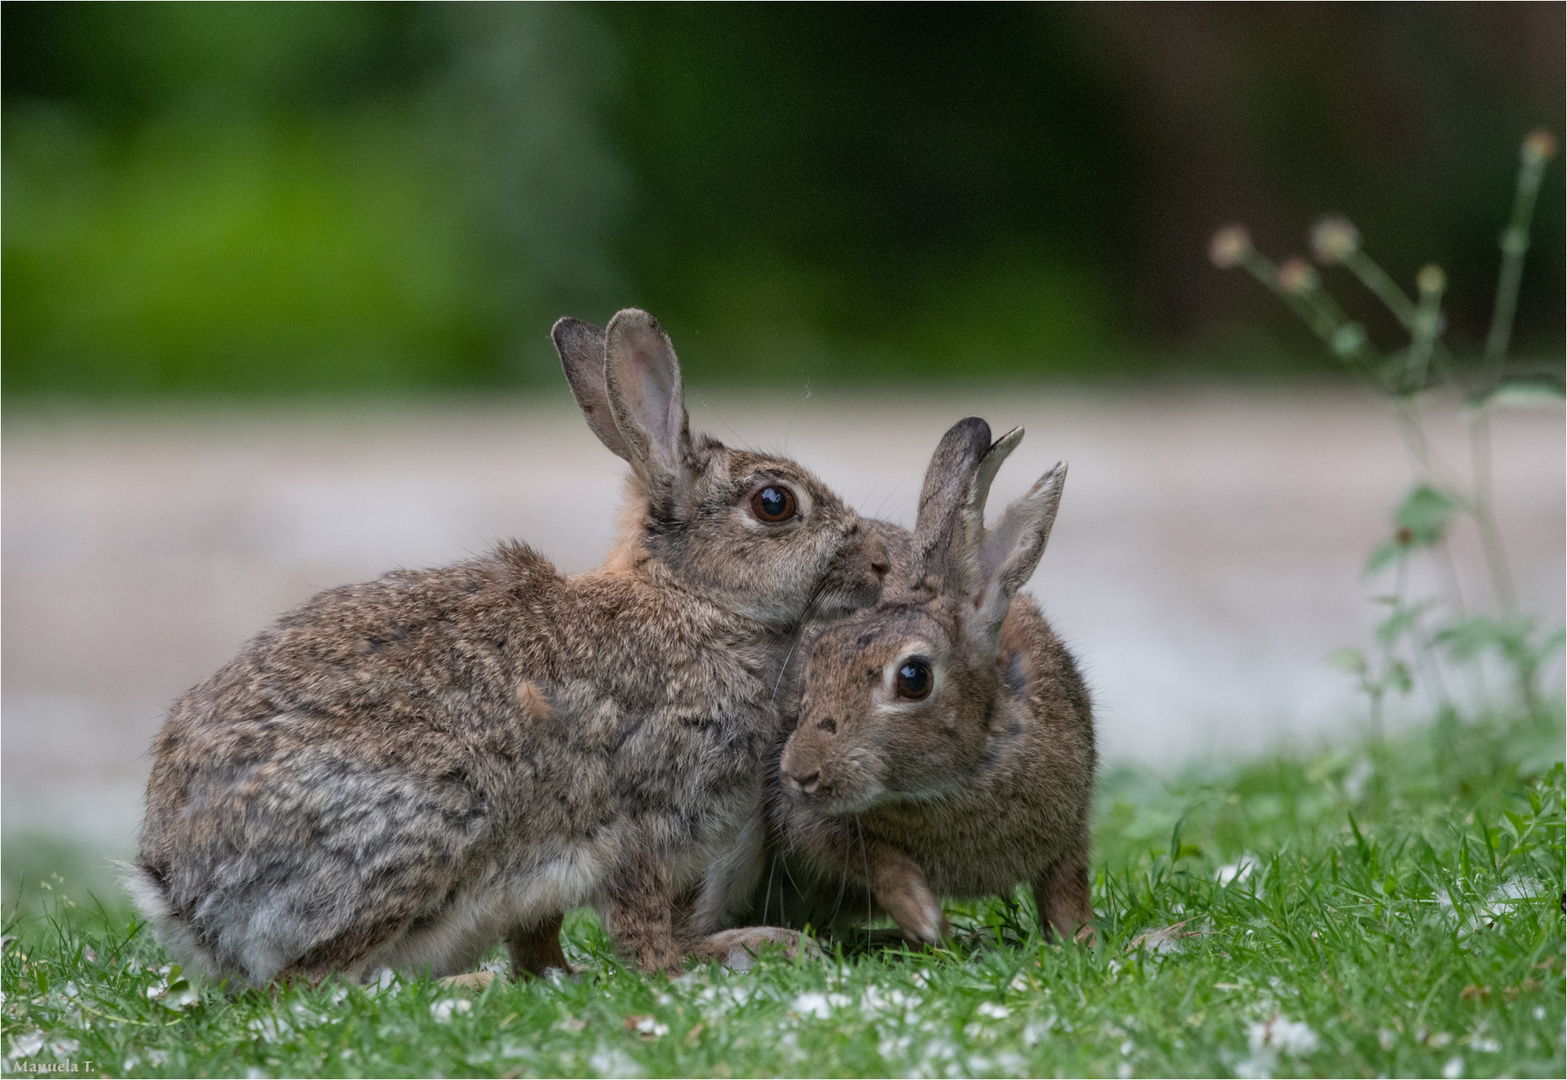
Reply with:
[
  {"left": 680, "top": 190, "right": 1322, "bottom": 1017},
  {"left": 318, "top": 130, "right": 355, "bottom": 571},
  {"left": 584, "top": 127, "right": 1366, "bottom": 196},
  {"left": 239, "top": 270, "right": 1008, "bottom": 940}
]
[{"left": 4, "top": 387, "right": 1562, "bottom": 858}]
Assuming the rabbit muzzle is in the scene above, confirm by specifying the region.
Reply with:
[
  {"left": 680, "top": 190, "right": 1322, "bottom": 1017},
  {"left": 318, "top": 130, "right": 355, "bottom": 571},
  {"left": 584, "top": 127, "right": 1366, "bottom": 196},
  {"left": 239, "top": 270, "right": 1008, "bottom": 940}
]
[
  {"left": 810, "top": 523, "right": 891, "bottom": 619},
  {"left": 779, "top": 735, "right": 885, "bottom": 814}
]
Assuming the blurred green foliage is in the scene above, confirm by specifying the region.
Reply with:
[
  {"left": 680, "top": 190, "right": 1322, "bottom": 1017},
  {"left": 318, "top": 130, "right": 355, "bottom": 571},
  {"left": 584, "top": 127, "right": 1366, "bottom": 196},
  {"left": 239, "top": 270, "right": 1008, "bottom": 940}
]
[{"left": 2, "top": 3, "right": 1562, "bottom": 395}]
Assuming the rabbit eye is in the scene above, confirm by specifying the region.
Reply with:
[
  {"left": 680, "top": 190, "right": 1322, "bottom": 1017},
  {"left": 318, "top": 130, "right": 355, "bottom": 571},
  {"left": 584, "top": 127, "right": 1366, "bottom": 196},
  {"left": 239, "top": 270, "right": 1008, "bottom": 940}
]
[
  {"left": 751, "top": 484, "right": 797, "bottom": 523},
  {"left": 895, "top": 658, "right": 932, "bottom": 700}
]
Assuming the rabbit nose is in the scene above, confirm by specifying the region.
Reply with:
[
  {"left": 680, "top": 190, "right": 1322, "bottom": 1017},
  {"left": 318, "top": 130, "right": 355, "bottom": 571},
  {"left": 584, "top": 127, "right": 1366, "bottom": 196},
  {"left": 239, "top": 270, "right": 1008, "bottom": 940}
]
[
  {"left": 865, "top": 533, "right": 890, "bottom": 577},
  {"left": 788, "top": 769, "right": 824, "bottom": 795}
]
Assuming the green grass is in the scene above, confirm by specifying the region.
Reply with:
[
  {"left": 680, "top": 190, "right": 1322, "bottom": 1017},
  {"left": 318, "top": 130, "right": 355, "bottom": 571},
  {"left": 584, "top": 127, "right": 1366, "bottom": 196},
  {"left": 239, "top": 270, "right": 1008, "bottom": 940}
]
[{"left": 4, "top": 714, "right": 1562, "bottom": 1078}]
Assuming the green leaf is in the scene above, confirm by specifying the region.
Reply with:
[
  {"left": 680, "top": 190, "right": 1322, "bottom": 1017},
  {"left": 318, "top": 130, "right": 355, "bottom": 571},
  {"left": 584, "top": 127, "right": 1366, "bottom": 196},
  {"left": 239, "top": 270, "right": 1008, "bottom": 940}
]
[
  {"left": 1393, "top": 485, "right": 1456, "bottom": 546},
  {"left": 1364, "top": 538, "right": 1405, "bottom": 575},
  {"left": 1376, "top": 602, "right": 1432, "bottom": 648},
  {"left": 1325, "top": 647, "right": 1368, "bottom": 674}
]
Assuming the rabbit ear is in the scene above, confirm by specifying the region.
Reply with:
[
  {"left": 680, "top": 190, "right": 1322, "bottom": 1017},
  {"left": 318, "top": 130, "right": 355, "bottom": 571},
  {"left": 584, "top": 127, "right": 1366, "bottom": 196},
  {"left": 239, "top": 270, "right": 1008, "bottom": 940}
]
[
  {"left": 918, "top": 424, "right": 1024, "bottom": 598},
  {"left": 914, "top": 417, "right": 993, "bottom": 585},
  {"left": 602, "top": 309, "right": 693, "bottom": 489},
  {"left": 552, "top": 317, "right": 633, "bottom": 461},
  {"left": 973, "top": 462, "right": 1066, "bottom": 647}
]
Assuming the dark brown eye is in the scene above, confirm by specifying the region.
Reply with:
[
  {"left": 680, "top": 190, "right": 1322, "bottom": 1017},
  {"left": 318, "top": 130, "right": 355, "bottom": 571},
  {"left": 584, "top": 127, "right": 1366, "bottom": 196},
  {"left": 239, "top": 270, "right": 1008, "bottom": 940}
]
[
  {"left": 751, "top": 484, "right": 797, "bottom": 523},
  {"left": 895, "top": 658, "right": 932, "bottom": 700}
]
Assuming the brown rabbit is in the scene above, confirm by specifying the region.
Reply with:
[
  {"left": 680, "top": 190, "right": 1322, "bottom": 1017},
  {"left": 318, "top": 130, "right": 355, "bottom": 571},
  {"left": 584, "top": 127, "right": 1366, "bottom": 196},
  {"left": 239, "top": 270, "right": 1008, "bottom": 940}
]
[
  {"left": 699, "top": 417, "right": 1095, "bottom": 947},
  {"left": 129, "top": 310, "right": 889, "bottom": 988}
]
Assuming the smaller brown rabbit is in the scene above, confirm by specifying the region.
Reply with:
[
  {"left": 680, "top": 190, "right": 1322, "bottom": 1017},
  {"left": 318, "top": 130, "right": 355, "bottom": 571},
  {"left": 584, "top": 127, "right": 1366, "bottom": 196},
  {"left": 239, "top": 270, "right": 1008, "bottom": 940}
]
[{"left": 707, "top": 417, "right": 1096, "bottom": 946}]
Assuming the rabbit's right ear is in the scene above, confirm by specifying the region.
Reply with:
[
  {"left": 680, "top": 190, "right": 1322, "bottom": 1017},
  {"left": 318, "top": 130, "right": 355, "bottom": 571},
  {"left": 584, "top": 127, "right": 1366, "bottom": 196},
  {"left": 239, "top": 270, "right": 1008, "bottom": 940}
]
[
  {"left": 972, "top": 462, "right": 1066, "bottom": 648},
  {"left": 603, "top": 309, "right": 694, "bottom": 495},
  {"left": 553, "top": 317, "right": 634, "bottom": 461}
]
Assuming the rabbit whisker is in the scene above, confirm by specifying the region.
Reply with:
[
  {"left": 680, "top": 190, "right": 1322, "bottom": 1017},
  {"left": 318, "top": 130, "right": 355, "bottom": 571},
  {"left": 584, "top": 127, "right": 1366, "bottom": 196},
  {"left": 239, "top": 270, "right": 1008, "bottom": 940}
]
[
  {"left": 763, "top": 850, "right": 779, "bottom": 925},
  {"left": 692, "top": 393, "right": 756, "bottom": 453},
  {"left": 829, "top": 849, "right": 849, "bottom": 929},
  {"left": 855, "top": 812, "right": 871, "bottom": 949},
  {"left": 771, "top": 575, "right": 830, "bottom": 704}
]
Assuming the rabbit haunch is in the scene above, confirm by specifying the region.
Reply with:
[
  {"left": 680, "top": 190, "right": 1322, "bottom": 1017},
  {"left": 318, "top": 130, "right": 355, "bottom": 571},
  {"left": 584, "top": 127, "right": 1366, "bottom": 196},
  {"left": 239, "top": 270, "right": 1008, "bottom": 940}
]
[
  {"left": 131, "top": 310, "right": 888, "bottom": 987},
  {"left": 695, "top": 417, "right": 1096, "bottom": 946}
]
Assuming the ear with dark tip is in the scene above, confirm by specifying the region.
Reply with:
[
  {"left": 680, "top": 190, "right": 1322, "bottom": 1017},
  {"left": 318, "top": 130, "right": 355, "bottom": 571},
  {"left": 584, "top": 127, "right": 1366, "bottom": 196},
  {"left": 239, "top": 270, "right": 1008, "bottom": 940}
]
[
  {"left": 553, "top": 317, "right": 632, "bottom": 460},
  {"left": 603, "top": 309, "right": 693, "bottom": 487},
  {"left": 914, "top": 417, "right": 993, "bottom": 582},
  {"left": 974, "top": 462, "right": 1067, "bottom": 646}
]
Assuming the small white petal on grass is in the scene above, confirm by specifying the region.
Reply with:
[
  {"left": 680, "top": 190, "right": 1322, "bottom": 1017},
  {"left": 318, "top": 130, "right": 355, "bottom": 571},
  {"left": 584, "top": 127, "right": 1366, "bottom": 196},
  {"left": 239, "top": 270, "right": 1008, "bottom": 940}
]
[
  {"left": 790, "top": 991, "right": 848, "bottom": 1019},
  {"left": 430, "top": 998, "right": 472, "bottom": 1022},
  {"left": 1128, "top": 919, "right": 1207, "bottom": 955},
  {"left": 976, "top": 1002, "right": 1011, "bottom": 1019},
  {"left": 632, "top": 1015, "right": 669, "bottom": 1038},
  {"left": 1248, "top": 1015, "right": 1318, "bottom": 1056},
  {"left": 1442, "top": 1055, "right": 1464, "bottom": 1078},
  {"left": 1216, "top": 855, "right": 1260, "bottom": 886},
  {"left": 994, "top": 1050, "right": 1026, "bottom": 1074},
  {"left": 247, "top": 1016, "right": 291, "bottom": 1042},
  {"left": 9, "top": 1033, "right": 44, "bottom": 1058},
  {"left": 1022, "top": 1020, "right": 1053, "bottom": 1047}
]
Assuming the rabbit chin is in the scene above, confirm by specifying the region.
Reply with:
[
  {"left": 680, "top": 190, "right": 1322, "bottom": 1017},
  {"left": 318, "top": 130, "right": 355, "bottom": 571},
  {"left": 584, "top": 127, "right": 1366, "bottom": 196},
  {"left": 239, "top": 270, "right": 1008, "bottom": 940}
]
[{"left": 810, "top": 575, "right": 886, "bottom": 621}]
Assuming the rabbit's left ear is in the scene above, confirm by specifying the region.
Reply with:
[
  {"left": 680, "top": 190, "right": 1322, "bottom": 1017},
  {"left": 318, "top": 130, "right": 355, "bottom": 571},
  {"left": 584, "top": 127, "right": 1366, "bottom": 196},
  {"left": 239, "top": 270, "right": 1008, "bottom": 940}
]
[
  {"left": 603, "top": 309, "right": 694, "bottom": 497},
  {"left": 915, "top": 418, "right": 1005, "bottom": 592},
  {"left": 972, "top": 462, "right": 1066, "bottom": 648}
]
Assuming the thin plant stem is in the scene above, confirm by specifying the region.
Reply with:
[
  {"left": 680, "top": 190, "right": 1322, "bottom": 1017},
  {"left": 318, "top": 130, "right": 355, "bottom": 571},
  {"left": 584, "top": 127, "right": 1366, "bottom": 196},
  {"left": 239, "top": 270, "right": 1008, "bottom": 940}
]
[{"left": 1483, "top": 138, "right": 1553, "bottom": 377}]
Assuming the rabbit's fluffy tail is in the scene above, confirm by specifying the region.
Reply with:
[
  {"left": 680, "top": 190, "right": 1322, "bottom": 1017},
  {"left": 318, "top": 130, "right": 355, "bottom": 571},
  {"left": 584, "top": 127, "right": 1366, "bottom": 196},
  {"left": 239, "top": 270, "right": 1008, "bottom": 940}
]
[{"left": 120, "top": 861, "right": 221, "bottom": 984}]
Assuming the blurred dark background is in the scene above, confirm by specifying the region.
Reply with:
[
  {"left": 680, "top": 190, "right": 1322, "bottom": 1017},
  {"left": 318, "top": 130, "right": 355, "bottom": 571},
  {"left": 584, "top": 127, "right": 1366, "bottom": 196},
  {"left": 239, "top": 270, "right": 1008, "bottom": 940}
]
[{"left": 3, "top": 2, "right": 1562, "bottom": 395}]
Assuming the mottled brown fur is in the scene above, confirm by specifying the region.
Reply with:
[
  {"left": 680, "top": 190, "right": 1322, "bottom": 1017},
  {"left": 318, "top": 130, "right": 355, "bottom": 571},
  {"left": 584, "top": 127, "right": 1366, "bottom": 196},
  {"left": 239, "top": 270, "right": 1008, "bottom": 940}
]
[
  {"left": 131, "top": 310, "right": 888, "bottom": 987},
  {"left": 702, "top": 418, "right": 1096, "bottom": 946}
]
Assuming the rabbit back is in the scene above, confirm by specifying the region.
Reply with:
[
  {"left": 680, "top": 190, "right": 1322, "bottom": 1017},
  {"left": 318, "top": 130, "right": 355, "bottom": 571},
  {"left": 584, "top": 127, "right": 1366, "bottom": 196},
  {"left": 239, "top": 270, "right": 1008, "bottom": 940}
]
[{"left": 137, "top": 539, "right": 782, "bottom": 985}]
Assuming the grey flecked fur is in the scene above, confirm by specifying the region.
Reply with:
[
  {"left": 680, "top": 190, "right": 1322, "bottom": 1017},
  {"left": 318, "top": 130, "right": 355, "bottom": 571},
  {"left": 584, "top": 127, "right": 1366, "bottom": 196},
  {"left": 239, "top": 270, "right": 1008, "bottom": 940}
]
[{"left": 131, "top": 309, "right": 889, "bottom": 987}]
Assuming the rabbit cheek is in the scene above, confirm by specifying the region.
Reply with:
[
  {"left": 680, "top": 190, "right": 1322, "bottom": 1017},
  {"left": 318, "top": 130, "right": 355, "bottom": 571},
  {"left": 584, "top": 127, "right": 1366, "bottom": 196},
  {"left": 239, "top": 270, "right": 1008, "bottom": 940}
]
[{"left": 814, "top": 523, "right": 890, "bottom": 618}]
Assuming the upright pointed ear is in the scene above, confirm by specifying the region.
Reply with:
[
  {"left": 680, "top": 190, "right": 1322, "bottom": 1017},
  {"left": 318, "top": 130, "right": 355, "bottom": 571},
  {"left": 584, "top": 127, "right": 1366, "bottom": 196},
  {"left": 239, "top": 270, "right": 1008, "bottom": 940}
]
[
  {"left": 914, "top": 417, "right": 993, "bottom": 586},
  {"left": 553, "top": 317, "right": 633, "bottom": 460},
  {"left": 973, "top": 462, "right": 1067, "bottom": 648},
  {"left": 602, "top": 309, "right": 693, "bottom": 489}
]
